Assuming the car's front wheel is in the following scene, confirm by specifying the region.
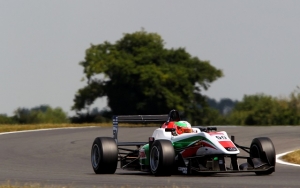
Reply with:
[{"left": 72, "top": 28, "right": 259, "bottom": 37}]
[
  {"left": 250, "top": 137, "right": 276, "bottom": 175},
  {"left": 150, "top": 139, "right": 175, "bottom": 176}
]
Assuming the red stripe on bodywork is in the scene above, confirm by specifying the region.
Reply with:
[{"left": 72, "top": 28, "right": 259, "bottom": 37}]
[
  {"left": 181, "top": 141, "right": 216, "bottom": 158},
  {"left": 181, "top": 146, "right": 201, "bottom": 158},
  {"left": 219, "top": 141, "right": 235, "bottom": 148},
  {"left": 201, "top": 141, "right": 216, "bottom": 149},
  {"left": 208, "top": 132, "right": 224, "bottom": 136}
]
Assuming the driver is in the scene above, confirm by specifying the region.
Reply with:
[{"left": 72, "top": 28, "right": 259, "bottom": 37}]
[{"left": 161, "top": 120, "right": 193, "bottom": 135}]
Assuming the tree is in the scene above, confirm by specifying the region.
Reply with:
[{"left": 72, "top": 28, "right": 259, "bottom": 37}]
[
  {"left": 206, "top": 97, "right": 238, "bottom": 115},
  {"left": 70, "top": 107, "right": 111, "bottom": 123},
  {"left": 0, "top": 114, "right": 17, "bottom": 124},
  {"left": 14, "top": 105, "right": 69, "bottom": 124},
  {"left": 72, "top": 30, "right": 223, "bottom": 118},
  {"left": 227, "top": 93, "right": 300, "bottom": 125},
  {"left": 227, "top": 94, "right": 277, "bottom": 125}
]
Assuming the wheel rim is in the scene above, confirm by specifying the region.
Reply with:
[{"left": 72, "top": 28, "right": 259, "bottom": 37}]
[
  {"left": 150, "top": 146, "right": 159, "bottom": 172},
  {"left": 251, "top": 144, "right": 260, "bottom": 158},
  {"left": 92, "top": 144, "right": 100, "bottom": 168}
]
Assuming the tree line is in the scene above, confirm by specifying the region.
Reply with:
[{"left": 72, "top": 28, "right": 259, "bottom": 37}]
[
  {"left": 1, "top": 30, "right": 299, "bottom": 125},
  {"left": 0, "top": 105, "right": 69, "bottom": 124},
  {"left": 1, "top": 92, "right": 300, "bottom": 125},
  {"left": 203, "top": 92, "right": 300, "bottom": 125}
]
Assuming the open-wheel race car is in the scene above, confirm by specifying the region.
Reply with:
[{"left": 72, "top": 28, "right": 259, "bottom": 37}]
[{"left": 91, "top": 110, "right": 276, "bottom": 176}]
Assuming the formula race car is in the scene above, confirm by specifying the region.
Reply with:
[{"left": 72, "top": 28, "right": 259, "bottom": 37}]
[{"left": 91, "top": 110, "right": 276, "bottom": 176}]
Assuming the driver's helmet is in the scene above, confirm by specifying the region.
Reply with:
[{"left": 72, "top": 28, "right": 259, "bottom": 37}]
[
  {"left": 175, "top": 121, "right": 193, "bottom": 134},
  {"left": 161, "top": 120, "right": 193, "bottom": 135}
]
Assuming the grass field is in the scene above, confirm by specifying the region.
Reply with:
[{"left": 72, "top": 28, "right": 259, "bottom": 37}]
[
  {"left": 0, "top": 182, "right": 188, "bottom": 188},
  {"left": 281, "top": 150, "right": 300, "bottom": 164},
  {"left": 0, "top": 183, "right": 62, "bottom": 188},
  {"left": 0, "top": 123, "right": 159, "bottom": 133},
  {"left": 0, "top": 123, "right": 107, "bottom": 133}
]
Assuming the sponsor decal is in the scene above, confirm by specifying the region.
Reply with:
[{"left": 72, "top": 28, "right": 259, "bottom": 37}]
[
  {"left": 218, "top": 141, "right": 237, "bottom": 151},
  {"left": 225, "top": 147, "right": 237, "bottom": 151},
  {"left": 178, "top": 167, "right": 188, "bottom": 174},
  {"left": 139, "top": 149, "right": 147, "bottom": 159},
  {"left": 215, "top": 135, "right": 228, "bottom": 140}
]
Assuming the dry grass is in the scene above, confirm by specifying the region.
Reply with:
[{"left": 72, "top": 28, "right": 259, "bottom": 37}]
[
  {"left": 0, "top": 123, "right": 160, "bottom": 133},
  {"left": 281, "top": 150, "right": 300, "bottom": 164},
  {"left": 0, "top": 182, "right": 191, "bottom": 188},
  {"left": 0, "top": 123, "right": 107, "bottom": 133},
  {"left": 0, "top": 182, "right": 71, "bottom": 188}
]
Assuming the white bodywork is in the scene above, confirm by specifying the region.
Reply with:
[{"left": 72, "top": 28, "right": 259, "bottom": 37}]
[{"left": 151, "top": 128, "right": 240, "bottom": 155}]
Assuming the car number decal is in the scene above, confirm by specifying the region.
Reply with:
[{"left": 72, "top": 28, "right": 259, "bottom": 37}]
[{"left": 215, "top": 135, "right": 228, "bottom": 140}]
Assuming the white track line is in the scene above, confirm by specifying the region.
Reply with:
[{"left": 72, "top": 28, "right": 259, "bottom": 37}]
[{"left": 0, "top": 126, "right": 95, "bottom": 135}]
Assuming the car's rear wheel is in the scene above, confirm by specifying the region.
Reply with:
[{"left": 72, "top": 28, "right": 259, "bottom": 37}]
[
  {"left": 150, "top": 140, "right": 175, "bottom": 176},
  {"left": 250, "top": 137, "right": 276, "bottom": 175},
  {"left": 91, "top": 137, "right": 118, "bottom": 174}
]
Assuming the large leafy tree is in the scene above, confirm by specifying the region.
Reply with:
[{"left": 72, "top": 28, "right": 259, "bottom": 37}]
[{"left": 72, "top": 30, "right": 223, "bottom": 117}]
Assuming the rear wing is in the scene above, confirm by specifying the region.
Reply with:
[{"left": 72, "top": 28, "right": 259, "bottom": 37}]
[
  {"left": 112, "top": 109, "right": 181, "bottom": 144},
  {"left": 113, "top": 114, "right": 168, "bottom": 144}
]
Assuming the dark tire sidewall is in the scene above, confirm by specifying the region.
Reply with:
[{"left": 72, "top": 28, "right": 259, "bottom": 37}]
[
  {"left": 91, "top": 137, "right": 118, "bottom": 174},
  {"left": 250, "top": 137, "right": 276, "bottom": 175},
  {"left": 250, "top": 137, "right": 276, "bottom": 166},
  {"left": 150, "top": 140, "right": 175, "bottom": 176}
]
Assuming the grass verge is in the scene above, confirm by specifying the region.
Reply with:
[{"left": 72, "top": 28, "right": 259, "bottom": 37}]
[
  {"left": 281, "top": 150, "right": 300, "bottom": 165},
  {"left": 0, "top": 123, "right": 160, "bottom": 133},
  {"left": 0, "top": 123, "right": 107, "bottom": 133},
  {"left": 0, "top": 182, "right": 71, "bottom": 188},
  {"left": 0, "top": 182, "right": 191, "bottom": 188}
]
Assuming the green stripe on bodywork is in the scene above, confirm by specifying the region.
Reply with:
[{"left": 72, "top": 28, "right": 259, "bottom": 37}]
[
  {"left": 140, "top": 134, "right": 217, "bottom": 165},
  {"left": 142, "top": 143, "right": 149, "bottom": 150},
  {"left": 140, "top": 144, "right": 150, "bottom": 165}
]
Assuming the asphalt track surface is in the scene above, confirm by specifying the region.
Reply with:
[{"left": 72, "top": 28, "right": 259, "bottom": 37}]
[{"left": 0, "top": 126, "right": 300, "bottom": 188}]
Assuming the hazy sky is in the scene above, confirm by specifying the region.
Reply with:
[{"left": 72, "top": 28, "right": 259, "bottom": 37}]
[{"left": 1, "top": 1, "right": 300, "bottom": 116}]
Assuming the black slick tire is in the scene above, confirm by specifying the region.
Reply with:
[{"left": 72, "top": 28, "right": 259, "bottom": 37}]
[
  {"left": 91, "top": 137, "right": 118, "bottom": 174},
  {"left": 250, "top": 137, "right": 276, "bottom": 175},
  {"left": 149, "top": 139, "right": 175, "bottom": 176}
]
